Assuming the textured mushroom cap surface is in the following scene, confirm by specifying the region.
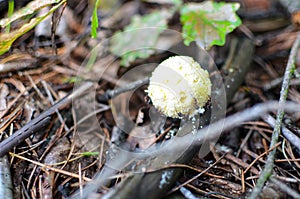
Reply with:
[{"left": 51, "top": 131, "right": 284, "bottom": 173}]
[{"left": 147, "top": 56, "right": 211, "bottom": 118}]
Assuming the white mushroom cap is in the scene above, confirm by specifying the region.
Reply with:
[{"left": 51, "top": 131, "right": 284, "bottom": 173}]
[{"left": 147, "top": 56, "right": 211, "bottom": 118}]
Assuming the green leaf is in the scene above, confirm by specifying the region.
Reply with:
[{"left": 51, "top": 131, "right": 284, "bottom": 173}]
[
  {"left": 0, "top": 0, "right": 61, "bottom": 28},
  {"left": 110, "top": 10, "right": 171, "bottom": 67},
  {"left": 0, "top": 0, "right": 65, "bottom": 55},
  {"left": 180, "top": 1, "right": 242, "bottom": 50},
  {"left": 80, "top": 151, "right": 99, "bottom": 156},
  {"left": 91, "top": 0, "right": 100, "bottom": 38},
  {"left": 6, "top": 0, "right": 15, "bottom": 33}
]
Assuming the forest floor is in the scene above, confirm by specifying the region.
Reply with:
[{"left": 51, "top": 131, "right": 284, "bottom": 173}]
[{"left": 0, "top": 0, "right": 300, "bottom": 198}]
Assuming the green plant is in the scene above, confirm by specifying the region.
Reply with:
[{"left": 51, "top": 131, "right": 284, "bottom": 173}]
[
  {"left": 110, "top": 0, "right": 242, "bottom": 66},
  {"left": 6, "top": 0, "right": 14, "bottom": 33},
  {"left": 91, "top": 0, "right": 101, "bottom": 38},
  {"left": 0, "top": 0, "right": 65, "bottom": 55},
  {"left": 180, "top": 1, "right": 241, "bottom": 48}
]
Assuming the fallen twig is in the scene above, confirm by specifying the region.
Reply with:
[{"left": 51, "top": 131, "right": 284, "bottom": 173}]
[
  {"left": 97, "top": 77, "right": 149, "bottom": 101},
  {"left": 263, "top": 114, "right": 300, "bottom": 152}
]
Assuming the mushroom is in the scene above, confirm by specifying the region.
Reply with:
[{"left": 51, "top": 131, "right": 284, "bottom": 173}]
[{"left": 146, "top": 56, "right": 211, "bottom": 118}]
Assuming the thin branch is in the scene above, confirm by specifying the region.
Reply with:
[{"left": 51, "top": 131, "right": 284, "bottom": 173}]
[
  {"left": 97, "top": 77, "right": 149, "bottom": 101},
  {"left": 41, "top": 80, "right": 69, "bottom": 132},
  {"left": 263, "top": 115, "right": 300, "bottom": 152},
  {"left": 249, "top": 34, "right": 300, "bottom": 199}
]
